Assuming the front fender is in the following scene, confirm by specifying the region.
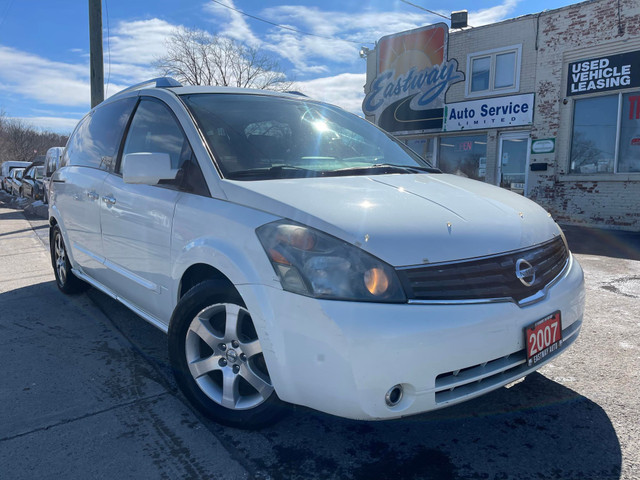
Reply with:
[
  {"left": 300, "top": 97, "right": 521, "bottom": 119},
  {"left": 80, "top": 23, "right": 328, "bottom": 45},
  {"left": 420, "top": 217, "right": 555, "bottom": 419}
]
[
  {"left": 170, "top": 194, "right": 283, "bottom": 308},
  {"left": 172, "top": 235, "right": 280, "bottom": 292}
]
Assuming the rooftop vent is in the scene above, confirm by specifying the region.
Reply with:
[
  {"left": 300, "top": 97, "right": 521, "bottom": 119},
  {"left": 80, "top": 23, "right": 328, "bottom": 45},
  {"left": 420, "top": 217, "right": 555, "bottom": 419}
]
[{"left": 451, "top": 10, "right": 468, "bottom": 29}]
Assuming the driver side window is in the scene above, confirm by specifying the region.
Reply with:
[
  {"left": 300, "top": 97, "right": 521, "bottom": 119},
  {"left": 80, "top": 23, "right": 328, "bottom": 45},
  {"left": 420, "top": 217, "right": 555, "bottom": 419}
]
[{"left": 121, "top": 98, "right": 209, "bottom": 196}]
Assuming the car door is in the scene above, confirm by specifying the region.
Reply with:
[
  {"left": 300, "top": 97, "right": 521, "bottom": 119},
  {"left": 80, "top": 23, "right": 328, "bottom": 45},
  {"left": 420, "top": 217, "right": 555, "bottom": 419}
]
[
  {"left": 100, "top": 97, "right": 207, "bottom": 323},
  {"left": 21, "top": 166, "right": 33, "bottom": 197},
  {"left": 52, "top": 97, "right": 136, "bottom": 281}
]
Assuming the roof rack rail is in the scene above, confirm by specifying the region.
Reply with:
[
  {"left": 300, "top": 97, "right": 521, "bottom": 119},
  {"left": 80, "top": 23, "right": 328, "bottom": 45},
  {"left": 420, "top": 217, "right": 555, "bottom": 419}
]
[
  {"left": 285, "top": 90, "right": 307, "bottom": 97},
  {"left": 110, "top": 77, "right": 182, "bottom": 99}
]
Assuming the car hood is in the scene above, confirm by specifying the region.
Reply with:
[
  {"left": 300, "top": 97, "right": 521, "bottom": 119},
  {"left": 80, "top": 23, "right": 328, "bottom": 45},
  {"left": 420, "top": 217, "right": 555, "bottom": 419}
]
[{"left": 221, "top": 173, "right": 563, "bottom": 266}]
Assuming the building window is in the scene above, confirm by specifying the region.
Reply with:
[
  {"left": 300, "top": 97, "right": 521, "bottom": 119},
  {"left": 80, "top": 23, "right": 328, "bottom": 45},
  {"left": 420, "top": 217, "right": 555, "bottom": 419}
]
[
  {"left": 618, "top": 93, "right": 640, "bottom": 173},
  {"left": 466, "top": 45, "right": 521, "bottom": 97},
  {"left": 405, "top": 137, "right": 435, "bottom": 164},
  {"left": 438, "top": 135, "right": 487, "bottom": 181},
  {"left": 570, "top": 91, "right": 640, "bottom": 174}
]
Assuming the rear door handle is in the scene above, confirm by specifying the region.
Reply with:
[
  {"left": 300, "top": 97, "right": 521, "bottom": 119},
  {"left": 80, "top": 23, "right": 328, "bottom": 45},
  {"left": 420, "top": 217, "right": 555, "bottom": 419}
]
[
  {"left": 87, "top": 191, "right": 99, "bottom": 201},
  {"left": 102, "top": 195, "right": 116, "bottom": 206}
]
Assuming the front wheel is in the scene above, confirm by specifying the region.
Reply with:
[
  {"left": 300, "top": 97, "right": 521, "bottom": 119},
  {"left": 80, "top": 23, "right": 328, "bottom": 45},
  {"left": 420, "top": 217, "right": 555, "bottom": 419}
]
[{"left": 168, "top": 280, "right": 286, "bottom": 429}]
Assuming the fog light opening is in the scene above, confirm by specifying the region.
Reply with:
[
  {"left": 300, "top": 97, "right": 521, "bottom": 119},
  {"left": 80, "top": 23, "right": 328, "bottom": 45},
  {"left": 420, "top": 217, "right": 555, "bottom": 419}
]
[{"left": 385, "top": 384, "right": 403, "bottom": 407}]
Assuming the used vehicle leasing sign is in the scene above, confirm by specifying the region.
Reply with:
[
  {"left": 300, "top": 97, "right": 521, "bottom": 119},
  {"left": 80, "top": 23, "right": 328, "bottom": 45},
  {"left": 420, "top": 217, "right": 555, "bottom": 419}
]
[
  {"left": 567, "top": 51, "right": 640, "bottom": 96},
  {"left": 442, "top": 94, "right": 535, "bottom": 132}
]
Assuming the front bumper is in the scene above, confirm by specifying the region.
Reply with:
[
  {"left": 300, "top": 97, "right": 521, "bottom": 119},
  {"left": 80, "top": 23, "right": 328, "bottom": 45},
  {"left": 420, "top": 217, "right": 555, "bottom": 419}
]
[{"left": 238, "top": 254, "right": 585, "bottom": 420}]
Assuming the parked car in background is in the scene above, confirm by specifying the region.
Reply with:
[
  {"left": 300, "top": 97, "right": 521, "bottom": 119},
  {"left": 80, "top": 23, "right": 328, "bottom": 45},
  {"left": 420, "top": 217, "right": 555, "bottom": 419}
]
[
  {"left": 20, "top": 164, "right": 45, "bottom": 200},
  {"left": 7, "top": 168, "right": 25, "bottom": 196},
  {"left": 49, "top": 78, "right": 585, "bottom": 429},
  {"left": 1, "top": 161, "right": 31, "bottom": 192},
  {"left": 43, "top": 147, "right": 64, "bottom": 203}
]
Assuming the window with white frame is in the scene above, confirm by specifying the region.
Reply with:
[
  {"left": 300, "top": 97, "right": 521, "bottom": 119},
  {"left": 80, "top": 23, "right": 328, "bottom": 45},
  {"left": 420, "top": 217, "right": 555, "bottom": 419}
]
[
  {"left": 570, "top": 91, "right": 640, "bottom": 174},
  {"left": 466, "top": 45, "right": 521, "bottom": 97}
]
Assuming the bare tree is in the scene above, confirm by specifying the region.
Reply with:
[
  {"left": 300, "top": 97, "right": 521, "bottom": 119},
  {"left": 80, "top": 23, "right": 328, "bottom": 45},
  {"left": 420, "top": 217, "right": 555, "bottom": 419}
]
[
  {"left": 155, "top": 27, "right": 293, "bottom": 91},
  {"left": 0, "top": 115, "right": 68, "bottom": 164}
]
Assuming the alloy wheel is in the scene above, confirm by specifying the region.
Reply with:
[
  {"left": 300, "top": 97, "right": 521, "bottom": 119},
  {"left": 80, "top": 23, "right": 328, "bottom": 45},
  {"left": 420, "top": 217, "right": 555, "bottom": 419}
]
[
  {"left": 54, "top": 232, "right": 68, "bottom": 286},
  {"left": 184, "top": 303, "right": 274, "bottom": 410}
]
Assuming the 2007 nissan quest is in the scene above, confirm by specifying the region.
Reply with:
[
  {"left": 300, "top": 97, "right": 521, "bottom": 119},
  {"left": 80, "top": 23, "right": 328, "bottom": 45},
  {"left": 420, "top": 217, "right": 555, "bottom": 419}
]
[{"left": 49, "top": 78, "right": 585, "bottom": 429}]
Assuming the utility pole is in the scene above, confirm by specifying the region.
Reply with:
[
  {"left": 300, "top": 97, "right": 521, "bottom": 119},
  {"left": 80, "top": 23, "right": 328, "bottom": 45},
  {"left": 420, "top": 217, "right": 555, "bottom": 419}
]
[{"left": 88, "top": 0, "right": 104, "bottom": 108}]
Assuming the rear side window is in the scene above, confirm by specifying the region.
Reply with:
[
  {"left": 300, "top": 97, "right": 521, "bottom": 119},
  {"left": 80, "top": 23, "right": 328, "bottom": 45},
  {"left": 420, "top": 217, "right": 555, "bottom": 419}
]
[{"left": 64, "top": 97, "right": 137, "bottom": 170}]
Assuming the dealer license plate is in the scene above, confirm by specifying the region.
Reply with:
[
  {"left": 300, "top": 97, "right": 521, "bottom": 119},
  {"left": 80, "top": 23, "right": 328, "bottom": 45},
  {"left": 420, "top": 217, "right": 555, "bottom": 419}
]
[{"left": 525, "top": 311, "right": 563, "bottom": 367}]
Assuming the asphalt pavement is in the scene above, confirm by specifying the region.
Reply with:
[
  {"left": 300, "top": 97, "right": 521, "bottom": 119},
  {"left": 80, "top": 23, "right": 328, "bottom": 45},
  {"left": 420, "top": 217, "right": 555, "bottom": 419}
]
[{"left": 1, "top": 191, "right": 639, "bottom": 480}]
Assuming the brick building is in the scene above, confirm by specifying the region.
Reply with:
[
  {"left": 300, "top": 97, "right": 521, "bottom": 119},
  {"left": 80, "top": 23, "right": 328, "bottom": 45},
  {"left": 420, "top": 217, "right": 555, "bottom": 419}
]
[{"left": 363, "top": 0, "right": 640, "bottom": 231}]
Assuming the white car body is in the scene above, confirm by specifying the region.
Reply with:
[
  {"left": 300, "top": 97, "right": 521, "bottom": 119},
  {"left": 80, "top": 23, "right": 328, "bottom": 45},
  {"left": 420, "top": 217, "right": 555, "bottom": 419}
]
[{"left": 49, "top": 80, "right": 584, "bottom": 423}]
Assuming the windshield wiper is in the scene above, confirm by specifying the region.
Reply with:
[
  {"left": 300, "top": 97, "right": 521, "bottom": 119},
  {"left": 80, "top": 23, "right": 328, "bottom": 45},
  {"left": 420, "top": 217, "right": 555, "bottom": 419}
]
[
  {"left": 372, "top": 163, "right": 440, "bottom": 173},
  {"left": 327, "top": 163, "right": 440, "bottom": 176},
  {"left": 226, "top": 165, "right": 322, "bottom": 180}
]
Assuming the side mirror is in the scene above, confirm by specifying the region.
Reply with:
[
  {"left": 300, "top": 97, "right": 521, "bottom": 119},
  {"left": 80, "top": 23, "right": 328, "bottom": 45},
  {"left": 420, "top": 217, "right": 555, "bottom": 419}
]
[{"left": 122, "top": 152, "right": 179, "bottom": 185}]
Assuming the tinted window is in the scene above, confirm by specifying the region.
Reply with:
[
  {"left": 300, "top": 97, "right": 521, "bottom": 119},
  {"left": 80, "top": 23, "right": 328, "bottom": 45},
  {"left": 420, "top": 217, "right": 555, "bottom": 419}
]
[
  {"left": 122, "top": 98, "right": 209, "bottom": 195},
  {"left": 438, "top": 134, "right": 487, "bottom": 181},
  {"left": 182, "top": 94, "right": 430, "bottom": 180},
  {"left": 64, "top": 97, "right": 136, "bottom": 170},
  {"left": 570, "top": 95, "right": 617, "bottom": 174}
]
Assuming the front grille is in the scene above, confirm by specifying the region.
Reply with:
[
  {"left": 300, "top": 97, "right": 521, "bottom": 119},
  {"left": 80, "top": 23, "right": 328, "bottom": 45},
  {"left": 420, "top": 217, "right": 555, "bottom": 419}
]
[
  {"left": 397, "top": 236, "right": 569, "bottom": 303},
  {"left": 434, "top": 319, "right": 581, "bottom": 405}
]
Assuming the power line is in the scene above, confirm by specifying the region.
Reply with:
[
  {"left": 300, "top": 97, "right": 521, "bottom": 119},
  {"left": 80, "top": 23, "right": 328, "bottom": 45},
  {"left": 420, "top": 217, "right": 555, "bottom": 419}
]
[
  {"left": 209, "top": 0, "right": 374, "bottom": 45},
  {"left": 398, "top": 0, "right": 450, "bottom": 21}
]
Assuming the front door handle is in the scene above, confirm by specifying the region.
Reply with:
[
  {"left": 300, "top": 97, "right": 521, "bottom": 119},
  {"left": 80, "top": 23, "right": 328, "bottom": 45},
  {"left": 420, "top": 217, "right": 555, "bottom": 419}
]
[{"left": 102, "top": 195, "right": 116, "bottom": 206}]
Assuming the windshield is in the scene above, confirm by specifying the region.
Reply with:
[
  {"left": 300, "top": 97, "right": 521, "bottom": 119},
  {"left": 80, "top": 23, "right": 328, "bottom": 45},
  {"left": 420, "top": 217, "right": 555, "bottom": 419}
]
[{"left": 181, "top": 93, "right": 437, "bottom": 180}]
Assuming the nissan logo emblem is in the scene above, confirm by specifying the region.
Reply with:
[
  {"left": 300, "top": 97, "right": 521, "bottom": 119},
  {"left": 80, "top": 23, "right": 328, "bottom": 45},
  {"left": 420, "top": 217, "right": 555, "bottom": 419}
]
[{"left": 515, "top": 259, "right": 536, "bottom": 287}]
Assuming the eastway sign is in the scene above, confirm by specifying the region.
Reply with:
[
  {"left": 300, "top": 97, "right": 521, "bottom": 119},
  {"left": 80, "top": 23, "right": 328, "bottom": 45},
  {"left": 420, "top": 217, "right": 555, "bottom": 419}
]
[
  {"left": 363, "top": 23, "right": 464, "bottom": 134},
  {"left": 567, "top": 51, "right": 640, "bottom": 96},
  {"left": 442, "top": 94, "right": 535, "bottom": 132}
]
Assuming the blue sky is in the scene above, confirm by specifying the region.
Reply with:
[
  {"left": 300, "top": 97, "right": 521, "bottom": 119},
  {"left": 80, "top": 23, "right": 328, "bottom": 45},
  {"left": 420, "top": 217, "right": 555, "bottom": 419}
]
[{"left": 0, "top": 0, "right": 577, "bottom": 134}]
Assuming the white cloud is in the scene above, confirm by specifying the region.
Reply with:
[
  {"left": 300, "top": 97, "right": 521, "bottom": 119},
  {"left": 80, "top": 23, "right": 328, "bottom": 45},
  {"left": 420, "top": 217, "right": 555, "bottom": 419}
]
[
  {"left": 0, "top": 46, "right": 89, "bottom": 107},
  {"left": 254, "top": 6, "right": 440, "bottom": 75},
  {"left": 294, "top": 73, "right": 366, "bottom": 114},
  {"left": 105, "top": 18, "right": 178, "bottom": 85},
  {"left": 469, "top": 0, "right": 521, "bottom": 26},
  {"left": 203, "top": 0, "right": 260, "bottom": 46},
  {"left": 264, "top": 32, "right": 356, "bottom": 74},
  {"left": 10, "top": 116, "right": 81, "bottom": 134}
]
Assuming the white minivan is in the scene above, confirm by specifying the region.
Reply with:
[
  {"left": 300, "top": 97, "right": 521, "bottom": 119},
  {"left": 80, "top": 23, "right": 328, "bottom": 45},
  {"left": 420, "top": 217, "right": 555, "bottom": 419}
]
[{"left": 49, "top": 78, "right": 585, "bottom": 428}]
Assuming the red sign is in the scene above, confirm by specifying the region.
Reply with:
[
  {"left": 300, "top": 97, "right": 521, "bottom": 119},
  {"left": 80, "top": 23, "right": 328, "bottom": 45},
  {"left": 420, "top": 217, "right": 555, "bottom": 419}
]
[
  {"left": 629, "top": 95, "right": 640, "bottom": 119},
  {"left": 526, "top": 312, "right": 562, "bottom": 366}
]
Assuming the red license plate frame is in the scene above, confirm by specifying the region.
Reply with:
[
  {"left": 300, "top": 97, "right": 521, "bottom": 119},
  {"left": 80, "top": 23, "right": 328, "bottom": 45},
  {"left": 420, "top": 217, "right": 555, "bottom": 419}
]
[{"left": 525, "top": 311, "right": 563, "bottom": 367}]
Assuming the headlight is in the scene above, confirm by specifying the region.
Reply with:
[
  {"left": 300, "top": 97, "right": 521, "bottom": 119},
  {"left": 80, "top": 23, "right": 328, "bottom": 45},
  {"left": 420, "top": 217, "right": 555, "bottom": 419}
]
[{"left": 256, "top": 221, "right": 406, "bottom": 303}]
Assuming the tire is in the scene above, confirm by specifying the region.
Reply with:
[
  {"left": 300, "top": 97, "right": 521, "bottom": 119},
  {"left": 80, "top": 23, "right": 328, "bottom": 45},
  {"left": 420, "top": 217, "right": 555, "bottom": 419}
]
[
  {"left": 50, "top": 225, "right": 88, "bottom": 294},
  {"left": 168, "top": 280, "right": 286, "bottom": 429}
]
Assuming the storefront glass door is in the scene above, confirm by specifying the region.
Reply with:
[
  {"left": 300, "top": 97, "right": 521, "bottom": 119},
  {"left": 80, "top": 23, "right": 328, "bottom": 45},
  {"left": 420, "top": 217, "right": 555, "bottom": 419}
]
[{"left": 498, "top": 133, "right": 530, "bottom": 195}]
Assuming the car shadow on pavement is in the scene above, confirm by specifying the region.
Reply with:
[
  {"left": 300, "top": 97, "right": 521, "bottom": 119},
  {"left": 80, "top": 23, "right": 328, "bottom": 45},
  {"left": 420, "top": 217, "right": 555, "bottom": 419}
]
[
  {"left": 1, "top": 282, "right": 623, "bottom": 480},
  {"left": 218, "top": 373, "right": 622, "bottom": 480}
]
